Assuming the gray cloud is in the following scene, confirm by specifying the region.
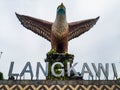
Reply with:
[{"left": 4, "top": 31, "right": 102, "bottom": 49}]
[{"left": 0, "top": 0, "right": 120, "bottom": 79}]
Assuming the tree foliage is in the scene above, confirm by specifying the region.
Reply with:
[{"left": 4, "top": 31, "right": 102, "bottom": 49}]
[{"left": 0, "top": 72, "right": 4, "bottom": 80}]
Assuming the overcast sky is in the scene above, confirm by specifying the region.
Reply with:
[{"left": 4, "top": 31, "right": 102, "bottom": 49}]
[{"left": 0, "top": 0, "right": 120, "bottom": 79}]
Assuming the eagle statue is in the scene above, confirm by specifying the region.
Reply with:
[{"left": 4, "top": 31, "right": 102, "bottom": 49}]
[{"left": 16, "top": 3, "right": 99, "bottom": 53}]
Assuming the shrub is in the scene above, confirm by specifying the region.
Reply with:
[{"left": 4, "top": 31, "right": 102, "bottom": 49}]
[{"left": 0, "top": 72, "right": 4, "bottom": 80}]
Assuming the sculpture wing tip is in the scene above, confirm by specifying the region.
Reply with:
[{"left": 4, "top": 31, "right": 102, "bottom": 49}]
[
  {"left": 15, "top": 12, "right": 20, "bottom": 19},
  {"left": 15, "top": 12, "right": 23, "bottom": 23},
  {"left": 96, "top": 16, "right": 100, "bottom": 21}
]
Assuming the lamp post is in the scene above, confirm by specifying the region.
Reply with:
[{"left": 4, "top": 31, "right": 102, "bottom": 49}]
[
  {"left": 0, "top": 52, "right": 4, "bottom": 80},
  {"left": 0, "top": 52, "right": 3, "bottom": 59}
]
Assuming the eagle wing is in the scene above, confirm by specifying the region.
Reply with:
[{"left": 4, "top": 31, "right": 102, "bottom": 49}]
[
  {"left": 68, "top": 16, "right": 99, "bottom": 41},
  {"left": 16, "top": 13, "right": 53, "bottom": 41}
]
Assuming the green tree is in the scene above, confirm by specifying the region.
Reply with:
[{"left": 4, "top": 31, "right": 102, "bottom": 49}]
[
  {"left": 117, "top": 78, "right": 120, "bottom": 80},
  {"left": 0, "top": 72, "right": 4, "bottom": 80}
]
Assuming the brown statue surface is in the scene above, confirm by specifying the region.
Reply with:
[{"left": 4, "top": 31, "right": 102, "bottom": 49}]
[{"left": 16, "top": 3, "right": 99, "bottom": 53}]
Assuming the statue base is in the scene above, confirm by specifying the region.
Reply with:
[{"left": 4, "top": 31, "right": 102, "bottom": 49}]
[{"left": 45, "top": 51, "right": 74, "bottom": 80}]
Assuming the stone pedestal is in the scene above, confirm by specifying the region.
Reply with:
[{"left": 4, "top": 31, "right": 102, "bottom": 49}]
[{"left": 45, "top": 52, "right": 74, "bottom": 80}]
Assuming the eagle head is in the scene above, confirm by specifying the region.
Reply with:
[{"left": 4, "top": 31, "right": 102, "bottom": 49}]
[{"left": 57, "top": 3, "right": 66, "bottom": 15}]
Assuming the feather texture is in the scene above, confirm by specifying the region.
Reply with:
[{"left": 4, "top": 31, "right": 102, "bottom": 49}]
[
  {"left": 68, "top": 16, "right": 99, "bottom": 41},
  {"left": 15, "top": 13, "right": 52, "bottom": 41}
]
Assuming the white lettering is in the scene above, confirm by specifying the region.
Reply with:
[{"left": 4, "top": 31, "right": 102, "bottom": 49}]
[{"left": 51, "top": 62, "right": 64, "bottom": 77}]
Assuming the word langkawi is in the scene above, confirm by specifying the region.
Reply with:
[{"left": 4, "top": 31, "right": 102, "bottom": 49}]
[{"left": 8, "top": 62, "right": 118, "bottom": 80}]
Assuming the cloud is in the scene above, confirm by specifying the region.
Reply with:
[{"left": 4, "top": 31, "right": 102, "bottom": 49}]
[{"left": 0, "top": 0, "right": 120, "bottom": 79}]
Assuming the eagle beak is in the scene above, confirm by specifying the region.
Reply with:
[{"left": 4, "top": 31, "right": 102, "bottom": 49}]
[
  {"left": 61, "top": 3, "right": 64, "bottom": 6},
  {"left": 60, "top": 3, "right": 65, "bottom": 8}
]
